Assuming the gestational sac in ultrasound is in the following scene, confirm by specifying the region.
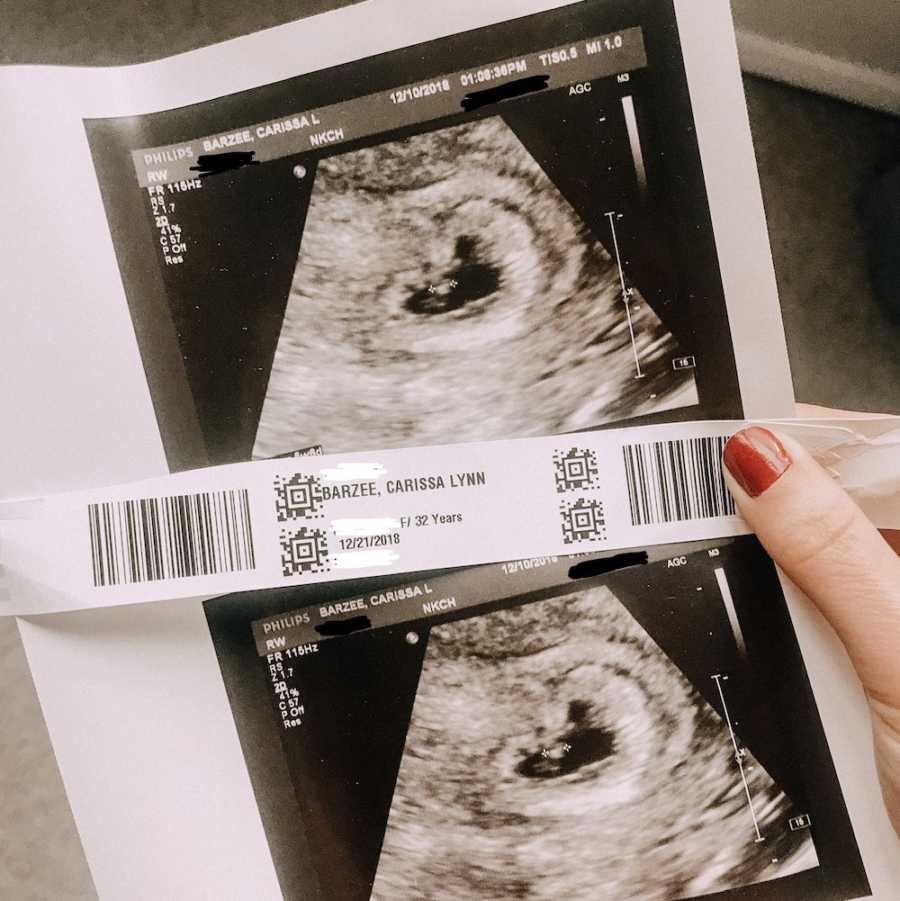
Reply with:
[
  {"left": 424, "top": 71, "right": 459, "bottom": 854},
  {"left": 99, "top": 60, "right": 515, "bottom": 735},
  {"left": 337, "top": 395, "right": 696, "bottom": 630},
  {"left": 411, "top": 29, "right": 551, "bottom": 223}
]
[
  {"left": 370, "top": 588, "right": 817, "bottom": 900},
  {"left": 253, "top": 118, "right": 697, "bottom": 458}
]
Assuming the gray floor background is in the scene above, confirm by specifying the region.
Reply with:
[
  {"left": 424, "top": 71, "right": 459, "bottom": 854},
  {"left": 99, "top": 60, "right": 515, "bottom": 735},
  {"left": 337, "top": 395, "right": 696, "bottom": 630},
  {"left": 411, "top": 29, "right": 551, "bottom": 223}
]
[{"left": 1, "top": 3, "right": 899, "bottom": 898}]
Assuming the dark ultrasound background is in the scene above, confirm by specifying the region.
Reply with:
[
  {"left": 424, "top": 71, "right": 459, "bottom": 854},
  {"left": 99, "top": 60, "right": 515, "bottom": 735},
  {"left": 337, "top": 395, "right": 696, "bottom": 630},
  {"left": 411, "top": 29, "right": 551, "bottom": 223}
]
[
  {"left": 371, "top": 587, "right": 815, "bottom": 901},
  {"left": 253, "top": 117, "right": 696, "bottom": 457}
]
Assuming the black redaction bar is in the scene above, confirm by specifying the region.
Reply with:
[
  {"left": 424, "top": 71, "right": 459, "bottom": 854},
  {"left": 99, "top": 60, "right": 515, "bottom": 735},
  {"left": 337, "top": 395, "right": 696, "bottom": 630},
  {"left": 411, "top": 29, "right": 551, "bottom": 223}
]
[{"left": 132, "top": 27, "right": 646, "bottom": 188}]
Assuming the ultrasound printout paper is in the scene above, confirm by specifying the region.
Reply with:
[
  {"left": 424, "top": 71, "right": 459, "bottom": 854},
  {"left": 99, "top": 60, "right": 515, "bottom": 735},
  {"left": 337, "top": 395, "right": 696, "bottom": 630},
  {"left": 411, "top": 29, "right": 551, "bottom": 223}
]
[
  {"left": 204, "top": 539, "right": 869, "bottom": 900},
  {"left": 84, "top": 0, "right": 763, "bottom": 472},
  {"left": 6, "top": 0, "right": 893, "bottom": 897}
]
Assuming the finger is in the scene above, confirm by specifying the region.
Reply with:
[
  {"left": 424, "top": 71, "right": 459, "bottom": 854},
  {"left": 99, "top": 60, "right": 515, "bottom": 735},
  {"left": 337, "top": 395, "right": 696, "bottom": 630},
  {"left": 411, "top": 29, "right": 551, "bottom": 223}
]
[{"left": 722, "top": 427, "right": 900, "bottom": 709}]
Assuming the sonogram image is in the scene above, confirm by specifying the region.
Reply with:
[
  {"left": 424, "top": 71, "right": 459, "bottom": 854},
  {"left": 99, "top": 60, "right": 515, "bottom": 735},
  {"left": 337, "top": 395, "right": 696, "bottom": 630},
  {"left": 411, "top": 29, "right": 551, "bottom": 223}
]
[
  {"left": 371, "top": 588, "right": 817, "bottom": 900},
  {"left": 253, "top": 117, "right": 697, "bottom": 457}
]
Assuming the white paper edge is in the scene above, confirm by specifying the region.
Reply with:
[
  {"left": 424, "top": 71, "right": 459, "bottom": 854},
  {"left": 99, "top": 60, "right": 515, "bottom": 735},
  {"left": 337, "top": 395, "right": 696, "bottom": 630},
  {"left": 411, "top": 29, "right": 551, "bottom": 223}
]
[{"left": 673, "top": 0, "right": 793, "bottom": 420}]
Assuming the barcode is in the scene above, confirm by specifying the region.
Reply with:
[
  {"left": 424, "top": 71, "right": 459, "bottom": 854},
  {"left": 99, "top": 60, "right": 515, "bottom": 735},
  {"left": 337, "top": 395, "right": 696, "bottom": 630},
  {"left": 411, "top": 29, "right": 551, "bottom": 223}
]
[
  {"left": 623, "top": 436, "right": 735, "bottom": 526},
  {"left": 88, "top": 489, "right": 255, "bottom": 587}
]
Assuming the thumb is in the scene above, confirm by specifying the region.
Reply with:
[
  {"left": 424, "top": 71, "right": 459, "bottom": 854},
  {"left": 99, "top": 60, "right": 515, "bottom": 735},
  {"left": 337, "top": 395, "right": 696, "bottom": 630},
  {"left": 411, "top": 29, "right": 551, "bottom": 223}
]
[{"left": 722, "top": 426, "right": 900, "bottom": 710}]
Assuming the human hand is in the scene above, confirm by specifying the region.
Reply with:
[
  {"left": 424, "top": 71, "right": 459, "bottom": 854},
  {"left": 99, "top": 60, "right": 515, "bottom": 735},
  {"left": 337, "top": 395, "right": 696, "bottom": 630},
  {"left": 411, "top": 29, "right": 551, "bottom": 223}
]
[{"left": 722, "top": 417, "right": 900, "bottom": 836}]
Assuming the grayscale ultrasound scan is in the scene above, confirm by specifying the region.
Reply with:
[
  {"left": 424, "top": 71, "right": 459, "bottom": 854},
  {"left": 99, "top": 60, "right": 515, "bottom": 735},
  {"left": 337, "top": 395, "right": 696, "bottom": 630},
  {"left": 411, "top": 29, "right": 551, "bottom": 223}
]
[
  {"left": 372, "top": 587, "right": 814, "bottom": 900},
  {"left": 253, "top": 117, "right": 696, "bottom": 457},
  {"left": 204, "top": 539, "right": 870, "bottom": 901}
]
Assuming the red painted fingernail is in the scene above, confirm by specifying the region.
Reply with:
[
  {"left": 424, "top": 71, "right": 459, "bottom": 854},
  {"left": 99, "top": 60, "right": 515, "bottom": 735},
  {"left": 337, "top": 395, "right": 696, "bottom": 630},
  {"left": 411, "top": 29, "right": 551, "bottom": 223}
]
[{"left": 723, "top": 427, "right": 793, "bottom": 498}]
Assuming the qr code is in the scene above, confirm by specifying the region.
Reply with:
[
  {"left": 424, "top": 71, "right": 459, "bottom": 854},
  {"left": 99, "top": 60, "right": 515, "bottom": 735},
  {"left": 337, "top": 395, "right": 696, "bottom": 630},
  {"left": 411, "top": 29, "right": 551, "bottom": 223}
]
[
  {"left": 560, "top": 498, "right": 606, "bottom": 544},
  {"left": 280, "top": 527, "right": 330, "bottom": 576},
  {"left": 274, "top": 473, "right": 324, "bottom": 521},
  {"left": 553, "top": 447, "right": 600, "bottom": 493}
]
